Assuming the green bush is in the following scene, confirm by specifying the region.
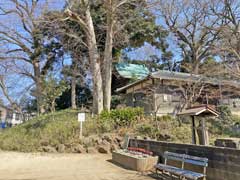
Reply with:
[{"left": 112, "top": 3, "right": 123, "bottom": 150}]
[{"left": 100, "top": 107, "right": 144, "bottom": 127}]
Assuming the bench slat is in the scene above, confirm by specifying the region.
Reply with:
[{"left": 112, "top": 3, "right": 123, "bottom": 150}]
[
  {"left": 164, "top": 151, "right": 185, "bottom": 162},
  {"left": 184, "top": 154, "right": 208, "bottom": 162},
  {"left": 155, "top": 164, "right": 186, "bottom": 176},
  {"left": 184, "top": 158, "right": 208, "bottom": 167},
  {"left": 182, "top": 170, "right": 205, "bottom": 180},
  {"left": 155, "top": 164, "right": 205, "bottom": 180},
  {"left": 164, "top": 151, "right": 208, "bottom": 167},
  {"left": 157, "top": 151, "right": 208, "bottom": 180}
]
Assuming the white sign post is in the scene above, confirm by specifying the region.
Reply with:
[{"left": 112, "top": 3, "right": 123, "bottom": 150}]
[{"left": 78, "top": 113, "right": 85, "bottom": 139}]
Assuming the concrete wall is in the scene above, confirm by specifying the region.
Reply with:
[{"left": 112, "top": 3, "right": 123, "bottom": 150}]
[{"left": 129, "top": 139, "right": 240, "bottom": 180}]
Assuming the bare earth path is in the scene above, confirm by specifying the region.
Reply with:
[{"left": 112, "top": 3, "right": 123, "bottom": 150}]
[{"left": 0, "top": 152, "right": 154, "bottom": 180}]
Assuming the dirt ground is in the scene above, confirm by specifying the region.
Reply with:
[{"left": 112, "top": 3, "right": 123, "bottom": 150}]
[{"left": 0, "top": 152, "right": 155, "bottom": 180}]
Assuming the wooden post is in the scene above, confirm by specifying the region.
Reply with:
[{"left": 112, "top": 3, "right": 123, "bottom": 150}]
[
  {"left": 201, "top": 119, "right": 209, "bottom": 146},
  {"left": 191, "top": 116, "right": 197, "bottom": 144}
]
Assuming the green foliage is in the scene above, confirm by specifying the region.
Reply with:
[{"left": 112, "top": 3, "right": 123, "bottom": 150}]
[
  {"left": 100, "top": 107, "right": 144, "bottom": 127},
  {"left": 42, "top": 76, "right": 69, "bottom": 112}
]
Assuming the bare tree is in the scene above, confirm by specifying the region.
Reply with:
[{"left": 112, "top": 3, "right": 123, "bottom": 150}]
[
  {"left": 0, "top": 0, "right": 58, "bottom": 114},
  {"left": 156, "top": 0, "right": 222, "bottom": 74},
  {"left": 211, "top": 0, "right": 240, "bottom": 78}
]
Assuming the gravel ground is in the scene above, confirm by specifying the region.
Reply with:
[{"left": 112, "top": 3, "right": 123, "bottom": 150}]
[{"left": 0, "top": 152, "right": 155, "bottom": 180}]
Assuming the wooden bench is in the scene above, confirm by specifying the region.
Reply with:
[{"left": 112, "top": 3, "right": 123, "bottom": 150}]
[{"left": 155, "top": 151, "right": 208, "bottom": 180}]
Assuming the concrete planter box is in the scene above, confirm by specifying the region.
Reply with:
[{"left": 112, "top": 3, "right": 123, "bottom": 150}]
[{"left": 112, "top": 150, "right": 158, "bottom": 172}]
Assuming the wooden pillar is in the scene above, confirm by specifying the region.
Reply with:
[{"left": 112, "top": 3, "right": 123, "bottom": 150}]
[
  {"left": 200, "top": 119, "right": 209, "bottom": 146},
  {"left": 191, "top": 116, "right": 197, "bottom": 144}
]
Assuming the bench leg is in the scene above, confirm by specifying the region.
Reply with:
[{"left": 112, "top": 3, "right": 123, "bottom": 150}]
[
  {"left": 156, "top": 169, "right": 164, "bottom": 179},
  {"left": 180, "top": 176, "right": 186, "bottom": 180},
  {"left": 156, "top": 169, "right": 172, "bottom": 180}
]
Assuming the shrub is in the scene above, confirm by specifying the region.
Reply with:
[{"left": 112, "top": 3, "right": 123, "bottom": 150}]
[
  {"left": 137, "top": 124, "right": 156, "bottom": 136},
  {"left": 100, "top": 107, "right": 144, "bottom": 128}
]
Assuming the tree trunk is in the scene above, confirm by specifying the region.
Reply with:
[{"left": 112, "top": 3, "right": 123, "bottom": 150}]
[
  {"left": 51, "top": 101, "right": 55, "bottom": 113},
  {"left": 71, "top": 61, "right": 77, "bottom": 109},
  {"left": 192, "top": 52, "right": 199, "bottom": 74},
  {"left": 85, "top": 4, "right": 104, "bottom": 114},
  {"left": 33, "top": 61, "right": 45, "bottom": 114},
  {"left": 71, "top": 76, "right": 77, "bottom": 109},
  {"left": 193, "top": 62, "right": 199, "bottom": 74},
  {"left": 103, "top": 3, "right": 114, "bottom": 111}
]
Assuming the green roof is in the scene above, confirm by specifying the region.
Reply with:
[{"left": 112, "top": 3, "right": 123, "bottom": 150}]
[{"left": 115, "top": 63, "right": 150, "bottom": 79}]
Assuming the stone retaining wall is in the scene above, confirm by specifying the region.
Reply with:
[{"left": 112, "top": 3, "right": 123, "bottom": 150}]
[{"left": 129, "top": 139, "right": 240, "bottom": 180}]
